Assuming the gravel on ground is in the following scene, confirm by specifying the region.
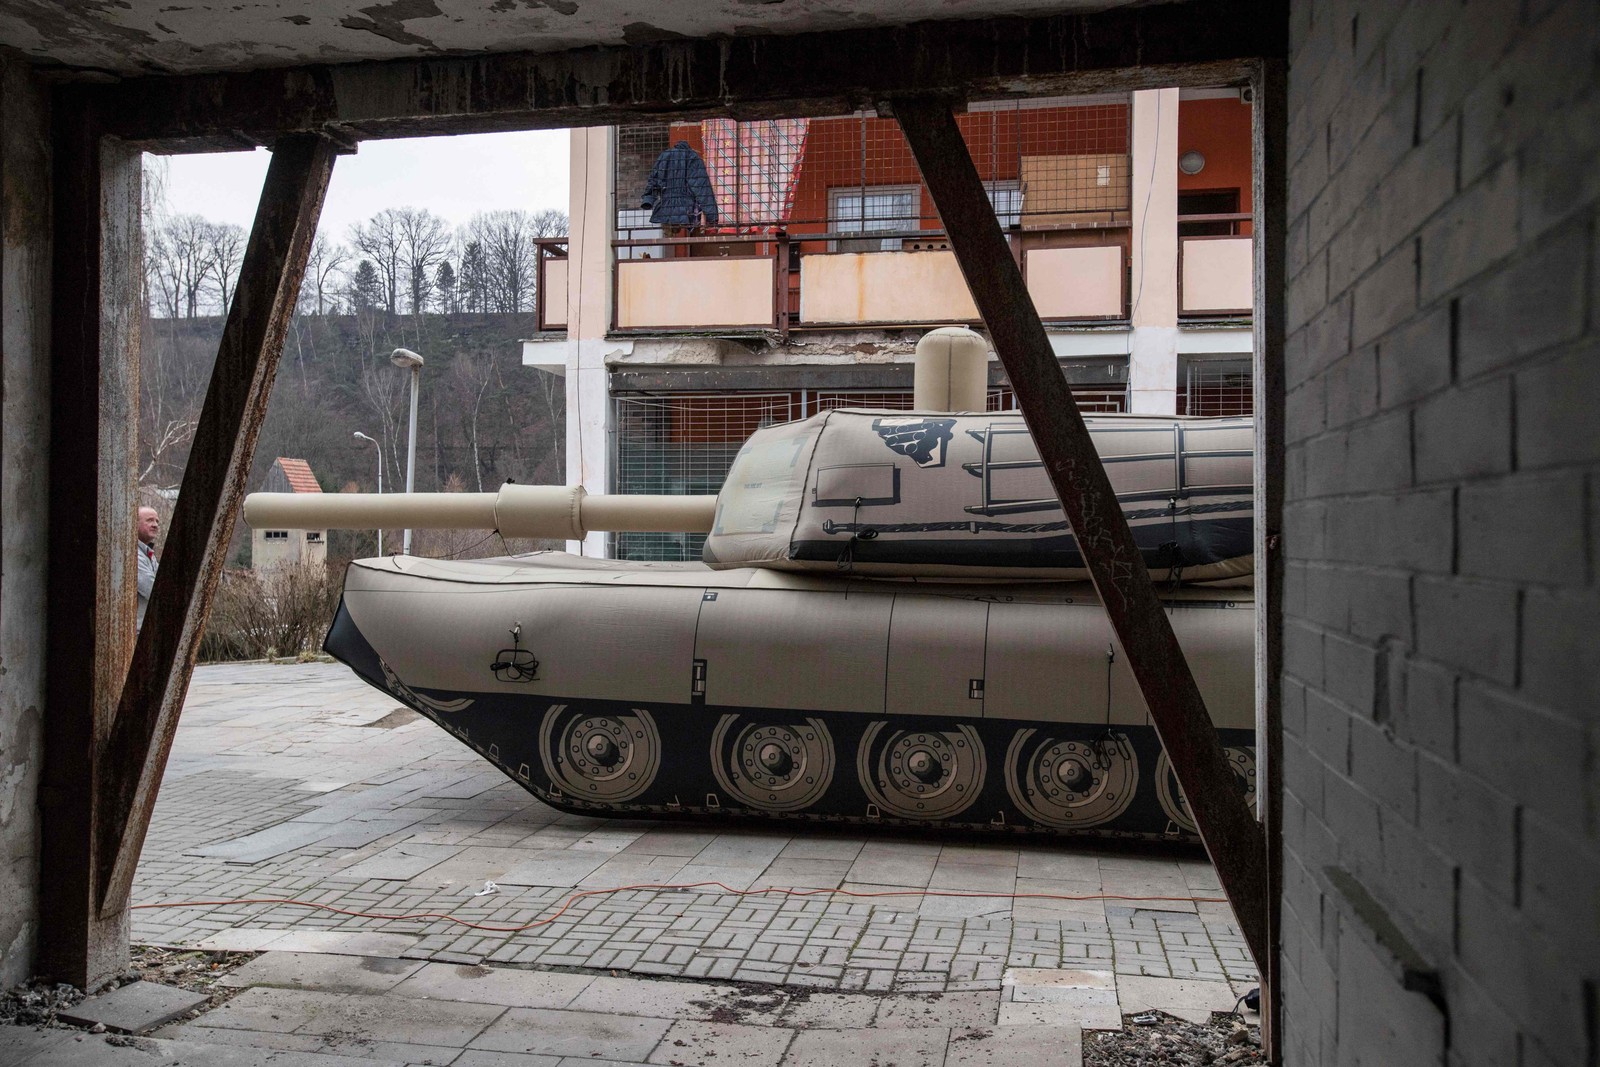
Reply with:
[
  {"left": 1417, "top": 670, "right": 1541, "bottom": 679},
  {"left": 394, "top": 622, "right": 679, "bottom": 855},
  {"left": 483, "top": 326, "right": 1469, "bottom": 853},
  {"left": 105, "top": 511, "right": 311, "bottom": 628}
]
[{"left": 1086, "top": 1012, "right": 1265, "bottom": 1066}]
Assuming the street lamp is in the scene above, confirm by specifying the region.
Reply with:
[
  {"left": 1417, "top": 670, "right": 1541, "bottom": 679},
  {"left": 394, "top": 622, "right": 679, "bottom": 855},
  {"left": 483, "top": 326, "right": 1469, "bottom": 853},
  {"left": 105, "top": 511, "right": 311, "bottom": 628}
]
[
  {"left": 353, "top": 431, "right": 383, "bottom": 555},
  {"left": 390, "top": 348, "right": 425, "bottom": 554}
]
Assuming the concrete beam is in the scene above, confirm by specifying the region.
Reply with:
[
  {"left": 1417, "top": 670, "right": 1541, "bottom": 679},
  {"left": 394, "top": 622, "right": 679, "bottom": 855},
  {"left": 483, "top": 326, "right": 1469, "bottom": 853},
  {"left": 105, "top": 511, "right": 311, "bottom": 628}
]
[
  {"left": 892, "top": 93, "right": 1269, "bottom": 972},
  {"left": 1251, "top": 57, "right": 1288, "bottom": 1059},
  {"left": 98, "top": 134, "right": 337, "bottom": 916},
  {"left": 88, "top": 1, "right": 1282, "bottom": 149},
  {"left": 608, "top": 357, "right": 1128, "bottom": 394}
]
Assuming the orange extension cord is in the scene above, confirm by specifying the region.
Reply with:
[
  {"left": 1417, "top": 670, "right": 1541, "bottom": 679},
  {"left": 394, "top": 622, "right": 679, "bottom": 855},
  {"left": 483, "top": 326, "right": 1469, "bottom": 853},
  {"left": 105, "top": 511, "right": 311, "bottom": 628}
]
[{"left": 131, "top": 882, "right": 1228, "bottom": 935}]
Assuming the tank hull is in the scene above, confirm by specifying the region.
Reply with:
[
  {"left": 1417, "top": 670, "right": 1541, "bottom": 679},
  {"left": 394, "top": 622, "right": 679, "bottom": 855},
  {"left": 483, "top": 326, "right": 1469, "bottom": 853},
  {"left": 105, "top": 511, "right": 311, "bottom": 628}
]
[{"left": 325, "top": 552, "right": 1255, "bottom": 840}]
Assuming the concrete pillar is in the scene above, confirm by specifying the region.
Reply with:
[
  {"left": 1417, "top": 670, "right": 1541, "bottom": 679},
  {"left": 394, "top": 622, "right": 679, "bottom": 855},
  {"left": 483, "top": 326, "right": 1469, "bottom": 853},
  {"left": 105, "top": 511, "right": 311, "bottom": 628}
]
[
  {"left": 0, "top": 54, "right": 51, "bottom": 989},
  {"left": 1128, "top": 87, "right": 1180, "bottom": 413},
  {"left": 564, "top": 126, "right": 614, "bottom": 556},
  {"left": 40, "top": 89, "right": 141, "bottom": 989}
]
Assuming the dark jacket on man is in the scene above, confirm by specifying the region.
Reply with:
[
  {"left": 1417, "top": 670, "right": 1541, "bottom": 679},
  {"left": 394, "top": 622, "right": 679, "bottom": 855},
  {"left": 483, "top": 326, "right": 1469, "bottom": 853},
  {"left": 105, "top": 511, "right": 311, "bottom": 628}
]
[{"left": 642, "top": 142, "right": 719, "bottom": 228}]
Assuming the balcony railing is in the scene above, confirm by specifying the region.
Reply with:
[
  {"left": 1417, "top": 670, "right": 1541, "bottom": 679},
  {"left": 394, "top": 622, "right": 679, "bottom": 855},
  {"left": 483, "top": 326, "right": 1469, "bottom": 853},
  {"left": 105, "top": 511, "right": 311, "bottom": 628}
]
[
  {"left": 1178, "top": 213, "right": 1253, "bottom": 318},
  {"left": 584, "top": 231, "right": 1129, "bottom": 335},
  {"left": 534, "top": 239, "right": 568, "bottom": 332},
  {"left": 536, "top": 225, "right": 1250, "bottom": 333}
]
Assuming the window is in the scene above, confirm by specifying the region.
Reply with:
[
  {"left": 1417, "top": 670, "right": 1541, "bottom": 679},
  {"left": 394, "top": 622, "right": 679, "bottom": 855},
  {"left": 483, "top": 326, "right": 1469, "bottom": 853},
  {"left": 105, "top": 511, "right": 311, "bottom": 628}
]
[
  {"left": 1178, "top": 189, "right": 1241, "bottom": 237},
  {"left": 305, "top": 531, "right": 323, "bottom": 543},
  {"left": 263, "top": 530, "right": 288, "bottom": 541},
  {"left": 1177, "top": 357, "right": 1252, "bottom": 416},
  {"left": 985, "top": 181, "right": 1023, "bottom": 229},
  {"left": 615, "top": 207, "right": 663, "bottom": 260},
  {"left": 828, "top": 185, "right": 919, "bottom": 252}
]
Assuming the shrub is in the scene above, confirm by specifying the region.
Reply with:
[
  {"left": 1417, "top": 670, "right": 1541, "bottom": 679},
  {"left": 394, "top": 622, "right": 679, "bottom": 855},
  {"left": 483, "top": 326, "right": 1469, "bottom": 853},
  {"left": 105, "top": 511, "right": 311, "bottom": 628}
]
[{"left": 199, "top": 561, "right": 342, "bottom": 662}]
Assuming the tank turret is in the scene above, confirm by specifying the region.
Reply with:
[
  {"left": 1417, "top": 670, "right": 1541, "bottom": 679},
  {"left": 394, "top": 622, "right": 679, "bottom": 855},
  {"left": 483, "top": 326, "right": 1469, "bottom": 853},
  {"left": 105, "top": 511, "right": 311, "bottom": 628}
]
[
  {"left": 245, "top": 328, "right": 1258, "bottom": 840},
  {"left": 245, "top": 325, "right": 1252, "bottom": 583}
]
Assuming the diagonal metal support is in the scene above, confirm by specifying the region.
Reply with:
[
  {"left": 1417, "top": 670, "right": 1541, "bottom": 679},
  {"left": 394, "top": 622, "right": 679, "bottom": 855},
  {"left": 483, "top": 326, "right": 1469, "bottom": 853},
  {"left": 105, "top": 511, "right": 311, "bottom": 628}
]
[
  {"left": 891, "top": 95, "right": 1269, "bottom": 970},
  {"left": 96, "top": 133, "right": 337, "bottom": 916}
]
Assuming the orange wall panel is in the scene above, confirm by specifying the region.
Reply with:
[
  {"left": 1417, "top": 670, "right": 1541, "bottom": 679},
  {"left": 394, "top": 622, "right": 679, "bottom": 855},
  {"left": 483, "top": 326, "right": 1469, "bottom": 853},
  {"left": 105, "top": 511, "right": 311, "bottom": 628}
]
[{"left": 1177, "top": 98, "right": 1253, "bottom": 220}]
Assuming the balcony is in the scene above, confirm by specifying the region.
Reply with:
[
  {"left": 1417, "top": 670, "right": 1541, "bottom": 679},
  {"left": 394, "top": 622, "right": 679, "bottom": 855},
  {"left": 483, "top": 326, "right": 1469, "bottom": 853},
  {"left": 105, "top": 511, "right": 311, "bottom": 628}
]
[
  {"left": 536, "top": 105, "right": 1256, "bottom": 335},
  {"left": 598, "top": 105, "right": 1134, "bottom": 335},
  {"left": 1178, "top": 212, "right": 1253, "bottom": 318},
  {"left": 534, "top": 238, "right": 568, "bottom": 331}
]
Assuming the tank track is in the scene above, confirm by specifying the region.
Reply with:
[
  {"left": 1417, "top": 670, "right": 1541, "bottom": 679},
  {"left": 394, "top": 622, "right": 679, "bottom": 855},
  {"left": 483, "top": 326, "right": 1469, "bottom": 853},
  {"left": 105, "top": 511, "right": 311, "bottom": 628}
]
[{"left": 328, "top": 602, "right": 1255, "bottom": 841}]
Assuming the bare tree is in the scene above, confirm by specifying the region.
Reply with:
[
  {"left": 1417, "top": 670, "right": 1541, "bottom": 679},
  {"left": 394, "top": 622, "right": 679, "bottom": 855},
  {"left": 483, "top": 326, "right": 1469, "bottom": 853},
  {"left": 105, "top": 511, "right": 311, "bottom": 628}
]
[
  {"left": 350, "top": 209, "right": 404, "bottom": 314},
  {"left": 204, "top": 221, "right": 248, "bottom": 315},
  {"left": 137, "top": 325, "right": 209, "bottom": 487},
  {"left": 448, "top": 352, "right": 496, "bottom": 491},
  {"left": 466, "top": 210, "right": 538, "bottom": 313},
  {"left": 395, "top": 207, "right": 451, "bottom": 314},
  {"left": 530, "top": 208, "right": 568, "bottom": 238},
  {"left": 141, "top": 156, "right": 171, "bottom": 316},
  {"left": 305, "top": 233, "right": 350, "bottom": 315},
  {"left": 357, "top": 363, "right": 409, "bottom": 490},
  {"left": 147, "top": 214, "right": 217, "bottom": 318}
]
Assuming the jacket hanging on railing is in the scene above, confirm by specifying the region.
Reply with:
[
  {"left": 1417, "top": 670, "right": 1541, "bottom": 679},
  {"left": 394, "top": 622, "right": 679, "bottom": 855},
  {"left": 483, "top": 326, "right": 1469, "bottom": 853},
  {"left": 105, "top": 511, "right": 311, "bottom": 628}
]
[{"left": 641, "top": 141, "right": 720, "bottom": 228}]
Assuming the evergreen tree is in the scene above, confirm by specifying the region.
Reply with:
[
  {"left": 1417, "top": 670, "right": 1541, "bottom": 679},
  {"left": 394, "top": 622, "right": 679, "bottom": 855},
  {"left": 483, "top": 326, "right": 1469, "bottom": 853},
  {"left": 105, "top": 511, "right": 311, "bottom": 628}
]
[
  {"left": 349, "top": 259, "right": 384, "bottom": 312},
  {"left": 459, "top": 240, "right": 488, "bottom": 314},
  {"left": 434, "top": 260, "right": 457, "bottom": 314}
]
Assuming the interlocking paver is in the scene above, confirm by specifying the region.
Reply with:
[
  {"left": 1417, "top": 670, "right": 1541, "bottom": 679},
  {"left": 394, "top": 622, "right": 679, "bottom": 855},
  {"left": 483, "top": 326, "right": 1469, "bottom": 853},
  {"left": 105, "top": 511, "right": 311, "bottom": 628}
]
[{"left": 131, "top": 662, "right": 1259, "bottom": 1007}]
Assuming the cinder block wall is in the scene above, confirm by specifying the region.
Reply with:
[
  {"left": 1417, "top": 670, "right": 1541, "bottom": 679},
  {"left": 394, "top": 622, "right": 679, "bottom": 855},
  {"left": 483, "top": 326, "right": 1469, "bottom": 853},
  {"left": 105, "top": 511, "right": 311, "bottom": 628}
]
[{"left": 1282, "top": 0, "right": 1599, "bottom": 1063}]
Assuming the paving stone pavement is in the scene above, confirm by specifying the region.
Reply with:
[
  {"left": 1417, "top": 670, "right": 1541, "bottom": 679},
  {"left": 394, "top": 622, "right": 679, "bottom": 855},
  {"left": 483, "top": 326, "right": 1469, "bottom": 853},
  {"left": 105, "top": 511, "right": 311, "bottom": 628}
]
[
  {"left": 128, "top": 663, "right": 1258, "bottom": 999},
  {"left": 2, "top": 952, "right": 1105, "bottom": 1066}
]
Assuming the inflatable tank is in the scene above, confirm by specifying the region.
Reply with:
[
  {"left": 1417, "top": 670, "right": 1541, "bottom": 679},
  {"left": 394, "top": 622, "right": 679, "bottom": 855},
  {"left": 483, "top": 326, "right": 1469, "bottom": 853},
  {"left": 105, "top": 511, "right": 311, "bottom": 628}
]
[{"left": 245, "top": 329, "right": 1257, "bottom": 839}]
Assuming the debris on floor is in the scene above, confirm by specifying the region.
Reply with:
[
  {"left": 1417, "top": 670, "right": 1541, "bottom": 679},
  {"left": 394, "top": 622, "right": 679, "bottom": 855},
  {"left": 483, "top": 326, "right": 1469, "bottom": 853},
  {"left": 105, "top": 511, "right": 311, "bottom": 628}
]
[
  {"left": 127, "top": 944, "right": 256, "bottom": 998},
  {"left": 1086, "top": 1012, "right": 1264, "bottom": 1065},
  {"left": 0, "top": 946, "right": 255, "bottom": 1033},
  {"left": 0, "top": 978, "right": 85, "bottom": 1028}
]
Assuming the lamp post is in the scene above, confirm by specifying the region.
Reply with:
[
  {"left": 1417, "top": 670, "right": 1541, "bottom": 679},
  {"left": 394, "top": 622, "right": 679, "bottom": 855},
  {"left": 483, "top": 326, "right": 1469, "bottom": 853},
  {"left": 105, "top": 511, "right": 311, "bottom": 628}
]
[
  {"left": 353, "top": 431, "right": 383, "bottom": 555},
  {"left": 390, "top": 348, "right": 425, "bottom": 554}
]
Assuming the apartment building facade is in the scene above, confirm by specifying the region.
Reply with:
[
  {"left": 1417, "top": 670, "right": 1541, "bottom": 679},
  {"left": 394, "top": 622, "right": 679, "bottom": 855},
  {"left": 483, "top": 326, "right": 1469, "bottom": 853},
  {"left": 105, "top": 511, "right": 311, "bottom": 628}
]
[{"left": 524, "top": 86, "right": 1255, "bottom": 559}]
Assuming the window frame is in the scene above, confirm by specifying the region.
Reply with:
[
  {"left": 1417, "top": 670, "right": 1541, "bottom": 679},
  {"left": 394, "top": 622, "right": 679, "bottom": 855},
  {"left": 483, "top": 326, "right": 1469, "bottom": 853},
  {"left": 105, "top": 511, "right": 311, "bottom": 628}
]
[{"left": 826, "top": 183, "right": 922, "bottom": 252}]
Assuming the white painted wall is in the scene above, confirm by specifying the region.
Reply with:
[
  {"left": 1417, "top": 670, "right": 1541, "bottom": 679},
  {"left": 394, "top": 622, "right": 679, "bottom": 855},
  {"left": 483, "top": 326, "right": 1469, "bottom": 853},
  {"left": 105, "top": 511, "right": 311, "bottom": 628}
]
[
  {"left": 1128, "top": 87, "right": 1180, "bottom": 413},
  {"left": 564, "top": 126, "right": 616, "bottom": 556}
]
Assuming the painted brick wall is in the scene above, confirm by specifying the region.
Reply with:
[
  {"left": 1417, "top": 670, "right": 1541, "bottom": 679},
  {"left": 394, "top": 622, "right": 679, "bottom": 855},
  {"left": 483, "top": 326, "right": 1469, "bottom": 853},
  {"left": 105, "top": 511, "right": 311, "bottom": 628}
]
[{"left": 1282, "top": 0, "right": 1599, "bottom": 1063}]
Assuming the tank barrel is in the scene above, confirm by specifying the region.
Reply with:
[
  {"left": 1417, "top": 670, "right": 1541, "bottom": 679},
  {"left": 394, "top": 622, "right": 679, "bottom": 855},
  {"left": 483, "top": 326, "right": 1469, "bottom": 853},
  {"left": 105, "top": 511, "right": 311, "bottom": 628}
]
[{"left": 243, "top": 484, "right": 717, "bottom": 542}]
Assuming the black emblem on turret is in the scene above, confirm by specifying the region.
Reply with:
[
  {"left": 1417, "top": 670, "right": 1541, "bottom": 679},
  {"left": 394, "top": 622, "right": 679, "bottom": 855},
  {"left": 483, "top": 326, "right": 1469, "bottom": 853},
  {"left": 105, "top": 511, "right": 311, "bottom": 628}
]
[{"left": 871, "top": 417, "right": 955, "bottom": 468}]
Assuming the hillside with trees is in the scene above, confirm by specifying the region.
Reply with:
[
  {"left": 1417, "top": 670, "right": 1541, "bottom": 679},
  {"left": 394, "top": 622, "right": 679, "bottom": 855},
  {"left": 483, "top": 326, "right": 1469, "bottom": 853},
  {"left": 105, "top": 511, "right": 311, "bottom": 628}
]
[{"left": 140, "top": 190, "right": 568, "bottom": 567}]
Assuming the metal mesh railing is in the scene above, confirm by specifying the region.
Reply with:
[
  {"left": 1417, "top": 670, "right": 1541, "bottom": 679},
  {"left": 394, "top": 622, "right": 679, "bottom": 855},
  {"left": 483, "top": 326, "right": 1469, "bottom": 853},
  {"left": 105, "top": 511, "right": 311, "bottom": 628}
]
[
  {"left": 613, "top": 386, "right": 1128, "bottom": 560},
  {"left": 1177, "top": 358, "right": 1253, "bottom": 416},
  {"left": 614, "top": 97, "right": 1132, "bottom": 242}
]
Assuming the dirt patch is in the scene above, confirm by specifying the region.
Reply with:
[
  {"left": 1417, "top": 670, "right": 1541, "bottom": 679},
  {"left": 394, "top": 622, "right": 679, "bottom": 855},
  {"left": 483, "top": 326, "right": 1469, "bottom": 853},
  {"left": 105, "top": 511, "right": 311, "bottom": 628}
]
[
  {"left": 363, "top": 707, "right": 422, "bottom": 729},
  {"left": 0, "top": 945, "right": 257, "bottom": 1034},
  {"left": 1086, "top": 1012, "right": 1265, "bottom": 1065}
]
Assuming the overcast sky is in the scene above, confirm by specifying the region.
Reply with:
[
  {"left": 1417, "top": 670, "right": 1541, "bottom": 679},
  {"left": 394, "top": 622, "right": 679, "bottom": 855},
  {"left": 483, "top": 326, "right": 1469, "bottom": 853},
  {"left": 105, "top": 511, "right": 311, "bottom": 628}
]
[{"left": 154, "top": 129, "right": 570, "bottom": 240}]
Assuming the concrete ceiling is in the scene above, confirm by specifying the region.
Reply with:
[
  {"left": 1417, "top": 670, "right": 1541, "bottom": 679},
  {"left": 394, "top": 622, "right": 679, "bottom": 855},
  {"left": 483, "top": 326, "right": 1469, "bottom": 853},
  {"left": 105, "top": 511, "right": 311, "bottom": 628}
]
[{"left": 0, "top": 0, "right": 1153, "bottom": 78}]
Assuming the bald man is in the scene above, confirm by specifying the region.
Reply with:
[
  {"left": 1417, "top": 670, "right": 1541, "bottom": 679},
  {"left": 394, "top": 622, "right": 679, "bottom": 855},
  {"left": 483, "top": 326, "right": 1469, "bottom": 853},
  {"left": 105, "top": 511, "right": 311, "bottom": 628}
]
[{"left": 137, "top": 506, "right": 160, "bottom": 630}]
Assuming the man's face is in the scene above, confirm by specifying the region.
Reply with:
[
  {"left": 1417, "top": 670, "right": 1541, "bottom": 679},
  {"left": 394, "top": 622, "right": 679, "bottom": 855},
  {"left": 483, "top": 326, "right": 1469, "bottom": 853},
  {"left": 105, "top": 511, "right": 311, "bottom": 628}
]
[{"left": 138, "top": 508, "right": 160, "bottom": 546}]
